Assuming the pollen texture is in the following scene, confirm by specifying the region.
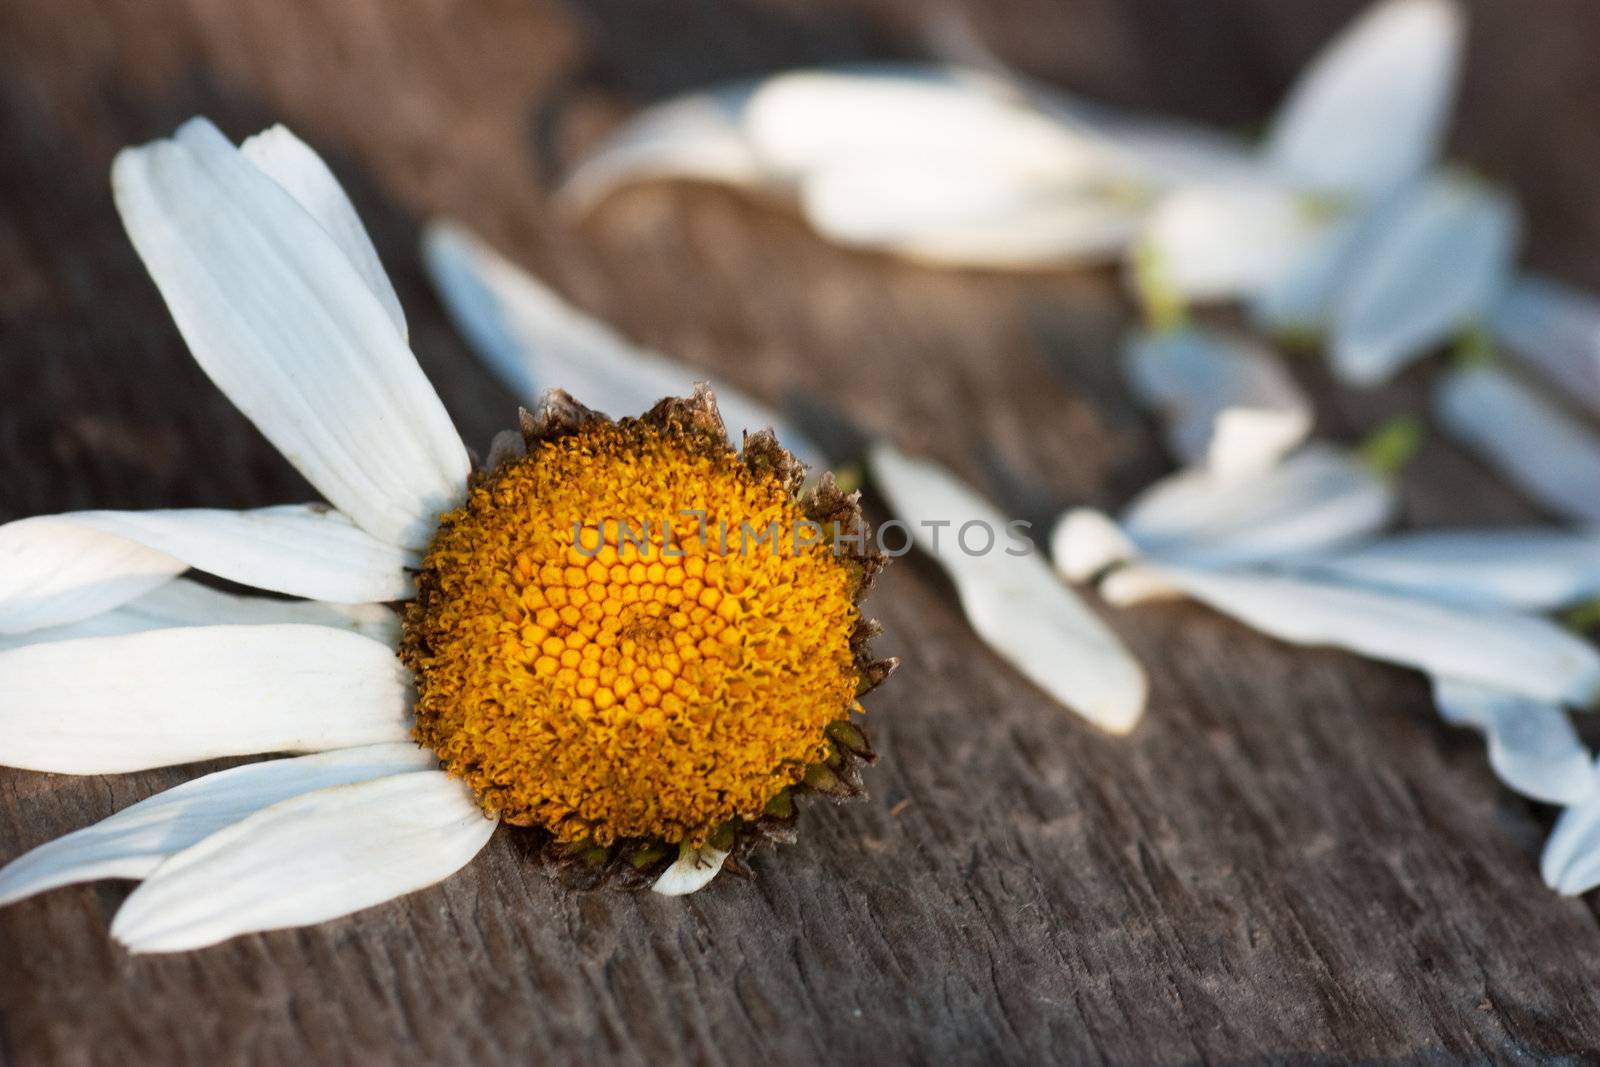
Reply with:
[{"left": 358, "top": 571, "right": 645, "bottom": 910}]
[{"left": 403, "top": 418, "right": 863, "bottom": 847}]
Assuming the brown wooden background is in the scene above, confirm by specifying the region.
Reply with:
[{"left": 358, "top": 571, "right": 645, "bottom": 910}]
[{"left": 4, "top": 1, "right": 1600, "bottom": 1063}]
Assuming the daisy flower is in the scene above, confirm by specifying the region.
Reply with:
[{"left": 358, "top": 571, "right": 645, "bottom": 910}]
[{"left": 0, "top": 118, "right": 894, "bottom": 952}]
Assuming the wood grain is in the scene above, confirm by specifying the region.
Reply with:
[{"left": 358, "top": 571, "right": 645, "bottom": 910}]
[{"left": 3, "top": 0, "right": 1600, "bottom": 1063}]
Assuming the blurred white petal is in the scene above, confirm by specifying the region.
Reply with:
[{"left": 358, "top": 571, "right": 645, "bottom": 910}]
[
  {"left": 1430, "top": 677, "right": 1592, "bottom": 806},
  {"left": 0, "top": 578, "right": 398, "bottom": 654},
  {"left": 745, "top": 66, "right": 1106, "bottom": 181},
  {"left": 1491, "top": 273, "right": 1600, "bottom": 415},
  {"left": 1436, "top": 364, "right": 1600, "bottom": 524},
  {"left": 1329, "top": 175, "right": 1519, "bottom": 385},
  {"left": 868, "top": 442, "right": 1146, "bottom": 733},
  {"left": 1266, "top": 0, "right": 1464, "bottom": 196},
  {"left": 238, "top": 125, "right": 406, "bottom": 338},
  {"left": 1050, "top": 508, "right": 1138, "bottom": 583},
  {"left": 0, "top": 743, "right": 433, "bottom": 906},
  {"left": 1059, "top": 106, "right": 1266, "bottom": 191},
  {"left": 560, "top": 83, "right": 776, "bottom": 214},
  {"left": 421, "top": 221, "right": 826, "bottom": 469},
  {"left": 0, "top": 505, "right": 416, "bottom": 634},
  {"left": 651, "top": 844, "right": 729, "bottom": 896},
  {"left": 1248, "top": 200, "right": 1384, "bottom": 332},
  {"left": 0, "top": 625, "right": 412, "bottom": 773},
  {"left": 112, "top": 118, "right": 468, "bottom": 549},
  {"left": 1140, "top": 182, "right": 1327, "bottom": 301},
  {"left": 110, "top": 770, "right": 492, "bottom": 953},
  {"left": 1295, "top": 528, "right": 1600, "bottom": 611},
  {"left": 1117, "top": 445, "right": 1396, "bottom": 568},
  {"left": 1122, "top": 325, "right": 1311, "bottom": 478},
  {"left": 1541, "top": 762, "right": 1600, "bottom": 894},
  {"left": 1102, "top": 563, "right": 1600, "bottom": 707}
]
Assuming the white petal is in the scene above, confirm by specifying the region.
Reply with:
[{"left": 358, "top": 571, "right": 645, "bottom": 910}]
[
  {"left": 110, "top": 770, "right": 493, "bottom": 953},
  {"left": 868, "top": 442, "right": 1146, "bottom": 732},
  {"left": 1050, "top": 508, "right": 1137, "bottom": 583},
  {"left": 560, "top": 83, "right": 777, "bottom": 214},
  {"left": 1435, "top": 364, "right": 1600, "bottom": 524},
  {"left": 238, "top": 125, "right": 406, "bottom": 338},
  {"left": 0, "top": 743, "right": 433, "bottom": 907},
  {"left": 421, "top": 221, "right": 827, "bottom": 469},
  {"left": 1247, "top": 198, "right": 1384, "bottom": 332},
  {"left": 1266, "top": 0, "right": 1464, "bottom": 196},
  {"left": 1490, "top": 273, "right": 1600, "bottom": 415},
  {"left": 1121, "top": 325, "right": 1312, "bottom": 478},
  {"left": 1117, "top": 445, "right": 1396, "bottom": 568},
  {"left": 651, "top": 844, "right": 729, "bottom": 896},
  {"left": 1329, "top": 174, "right": 1520, "bottom": 386},
  {"left": 1430, "top": 677, "right": 1592, "bottom": 806},
  {"left": 1108, "top": 563, "right": 1600, "bottom": 707},
  {"left": 1294, "top": 528, "right": 1600, "bottom": 611},
  {"left": 1139, "top": 182, "right": 1328, "bottom": 301},
  {"left": 0, "top": 505, "right": 416, "bottom": 633},
  {"left": 1541, "top": 763, "right": 1600, "bottom": 893},
  {"left": 744, "top": 66, "right": 1106, "bottom": 181},
  {"left": 0, "top": 624, "right": 412, "bottom": 773},
  {"left": 0, "top": 578, "right": 399, "bottom": 653},
  {"left": 112, "top": 117, "right": 468, "bottom": 549}
]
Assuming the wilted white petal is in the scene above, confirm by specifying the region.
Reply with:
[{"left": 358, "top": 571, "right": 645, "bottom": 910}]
[
  {"left": 1541, "top": 763, "right": 1600, "bottom": 893},
  {"left": 1436, "top": 364, "right": 1600, "bottom": 524},
  {"left": 0, "top": 625, "right": 412, "bottom": 773},
  {"left": 0, "top": 743, "right": 433, "bottom": 906},
  {"left": 745, "top": 66, "right": 1107, "bottom": 181},
  {"left": 800, "top": 159, "right": 1139, "bottom": 267},
  {"left": 1266, "top": 0, "right": 1464, "bottom": 196},
  {"left": 1329, "top": 175, "right": 1520, "bottom": 386},
  {"left": 1117, "top": 445, "right": 1396, "bottom": 568},
  {"left": 651, "top": 844, "right": 729, "bottom": 896},
  {"left": 0, "top": 578, "right": 399, "bottom": 653},
  {"left": 868, "top": 442, "right": 1146, "bottom": 733},
  {"left": 110, "top": 770, "right": 492, "bottom": 953},
  {"left": 0, "top": 505, "right": 416, "bottom": 634},
  {"left": 1105, "top": 563, "right": 1600, "bottom": 707},
  {"left": 421, "top": 221, "right": 826, "bottom": 468},
  {"left": 1295, "top": 528, "right": 1600, "bottom": 611},
  {"left": 1140, "top": 182, "right": 1328, "bottom": 301},
  {"left": 112, "top": 117, "right": 469, "bottom": 549},
  {"left": 1490, "top": 273, "right": 1600, "bottom": 415},
  {"left": 561, "top": 83, "right": 778, "bottom": 214},
  {"left": 1122, "top": 325, "right": 1312, "bottom": 478},
  {"left": 238, "top": 125, "right": 406, "bottom": 338},
  {"left": 1430, "top": 676, "right": 1593, "bottom": 806},
  {"left": 1050, "top": 508, "right": 1138, "bottom": 583}
]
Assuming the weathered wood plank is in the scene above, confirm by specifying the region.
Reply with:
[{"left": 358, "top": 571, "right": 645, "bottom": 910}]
[{"left": 3, "top": 1, "right": 1600, "bottom": 1063}]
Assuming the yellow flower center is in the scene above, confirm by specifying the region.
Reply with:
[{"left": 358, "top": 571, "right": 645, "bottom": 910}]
[{"left": 402, "top": 418, "right": 863, "bottom": 847}]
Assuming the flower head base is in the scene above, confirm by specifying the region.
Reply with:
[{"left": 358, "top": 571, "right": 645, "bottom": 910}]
[{"left": 404, "top": 387, "right": 892, "bottom": 864}]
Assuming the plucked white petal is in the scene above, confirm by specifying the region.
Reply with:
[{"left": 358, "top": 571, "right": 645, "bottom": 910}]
[
  {"left": 1490, "top": 273, "right": 1600, "bottom": 415},
  {"left": 1050, "top": 508, "right": 1137, "bottom": 583},
  {"left": 1121, "top": 325, "right": 1312, "bottom": 478},
  {"left": 238, "top": 125, "right": 406, "bottom": 338},
  {"left": 561, "top": 83, "right": 775, "bottom": 213},
  {"left": 744, "top": 66, "right": 1107, "bottom": 182},
  {"left": 1436, "top": 364, "right": 1600, "bottom": 524},
  {"left": 651, "top": 844, "right": 730, "bottom": 896},
  {"left": 1294, "top": 528, "right": 1600, "bottom": 611},
  {"left": 1430, "top": 677, "right": 1593, "bottom": 806},
  {"left": 1266, "top": 0, "right": 1464, "bottom": 196},
  {"left": 112, "top": 117, "right": 468, "bottom": 549},
  {"left": 421, "top": 221, "right": 827, "bottom": 468},
  {"left": 0, "top": 624, "right": 413, "bottom": 773},
  {"left": 109, "top": 770, "right": 493, "bottom": 953},
  {"left": 0, "top": 505, "right": 416, "bottom": 634},
  {"left": 1329, "top": 175, "right": 1519, "bottom": 386},
  {"left": 1117, "top": 445, "right": 1396, "bottom": 568},
  {"left": 0, "top": 578, "right": 399, "bottom": 653},
  {"left": 1139, "top": 182, "right": 1328, "bottom": 301},
  {"left": 868, "top": 442, "right": 1146, "bottom": 732},
  {"left": 1106, "top": 563, "right": 1600, "bottom": 707},
  {"left": 1541, "top": 764, "right": 1600, "bottom": 894},
  {"left": 0, "top": 743, "right": 433, "bottom": 906}
]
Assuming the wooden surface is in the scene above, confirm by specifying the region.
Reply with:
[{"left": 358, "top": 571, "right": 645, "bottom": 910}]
[{"left": 4, "top": 1, "right": 1600, "bottom": 1063}]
